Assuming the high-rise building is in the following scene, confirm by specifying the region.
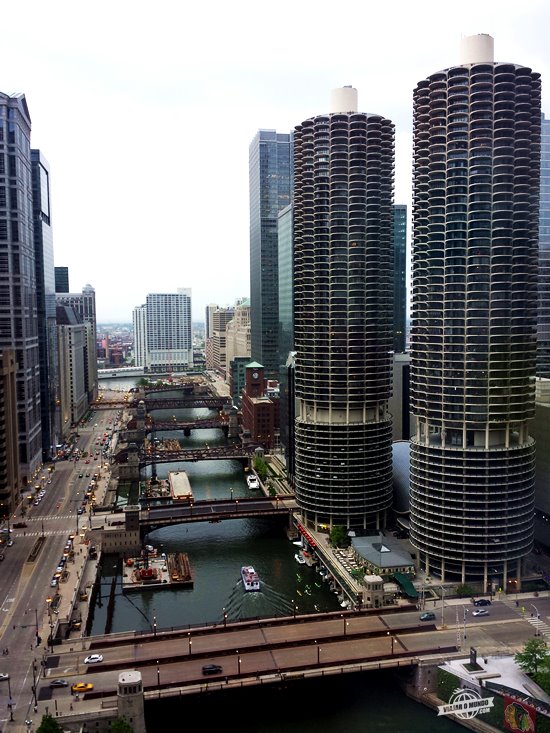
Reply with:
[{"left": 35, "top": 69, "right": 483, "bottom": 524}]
[
  {"left": 225, "top": 299, "right": 251, "bottom": 377},
  {"left": 32, "top": 149, "right": 59, "bottom": 460},
  {"left": 393, "top": 204, "right": 407, "bottom": 353},
  {"left": 278, "top": 203, "right": 294, "bottom": 461},
  {"left": 293, "top": 87, "right": 395, "bottom": 532},
  {"left": 211, "top": 306, "right": 235, "bottom": 377},
  {"left": 143, "top": 289, "right": 193, "bottom": 374},
  {"left": 56, "top": 285, "right": 98, "bottom": 402},
  {"left": 409, "top": 34, "right": 541, "bottom": 586},
  {"left": 0, "top": 92, "right": 42, "bottom": 478},
  {"left": 538, "top": 113, "right": 550, "bottom": 378},
  {"left": 56, "top": 305, "right": 90, "bottom": 435},
  {"left": 249, "top": 129, "right": 292, "bottom": 379},
  {"left": 132, "top": 304, "right": 147, "bottom": 368},
  {"left": 0, "top": 350, "right": 20, "bottom": 516},
  {"left": 54, "top": 266, "right": 69, "bottom": 293}
]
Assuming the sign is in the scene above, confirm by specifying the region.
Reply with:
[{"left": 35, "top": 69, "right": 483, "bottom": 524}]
[
  {"left": 503, "top": 696, "right": 536, "bottom": 732},
  {"left": 437, "top": 688, "right": 494, "bottom": 720}
]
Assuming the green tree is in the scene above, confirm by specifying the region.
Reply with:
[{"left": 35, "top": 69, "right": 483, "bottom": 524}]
[
  {"left": 515, "top": 637, "right": 548, "bottom": 676},
  {"left": 111, "top": 717, "right": 133, "bottom": 733},
  {"left": 455, "top": 583, "right": 477, "bottom": 598},
  {"left": 329, "top": 525, "right": 350, "bottom": 548},
  {"left": 253, "top": 456, "right": 268, "bottom": 481},
  {"left": 37, "top": 714, "right": 64, "bottom": 733}
]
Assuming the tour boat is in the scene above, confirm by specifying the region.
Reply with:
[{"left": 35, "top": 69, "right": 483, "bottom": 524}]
[
  {"left": 295, "top": 553, "right": 306, "bottom": 565},
  {"left": 246, "top": 473, "right": 260, "bottom": 490},
  {"left": 241, "top": 565, "right": 260, "bottom": 592}
]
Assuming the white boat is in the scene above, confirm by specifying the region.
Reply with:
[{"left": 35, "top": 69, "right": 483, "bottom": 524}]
[
  {"left": 241, "top": 565, "right": 260, "bottom": 592},
  {"left": 295, "top": 553, "right": 306, "bottom": 565},
  {"left": 246, "top": 473, "right": 260, "bottom": 489}
]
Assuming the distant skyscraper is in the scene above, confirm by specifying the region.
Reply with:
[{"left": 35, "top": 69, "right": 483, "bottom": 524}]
[
  {"left": 142, "top": 289, "right": 193, "bottom": 373},
  {"left": 54, "top": 266, "right": 69, "bottom": 293},
  {"left": 132, "top": 304, "right": 147, "bottom": 368},
  {"left": 538, "top": 113, "right": 550, "bottom": 378},
  {"left": 56, "top": 305, "right": 90, "bottom": 433},
  {"left": 0, "top": 92, "right": 42, "bottom": 477},
  {"left": 293, "top": 87, "right": 395, "bottom": 531},
  {"left": 249, "top": 129, "right": 292, "bottom": 379},
  {"left": 393, "top": 205, "right": 407, "bottom": 353},
  {"left": 32, "top": 149, "right": 59, "bottom": 460},
  {"left": 410, "top": 34, "right": 541, "bottom": 586},
  {"left": 56, "top": 285, "right": 98, "bottom": 402}
]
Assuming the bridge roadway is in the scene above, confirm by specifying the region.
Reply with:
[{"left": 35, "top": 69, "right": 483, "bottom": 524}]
[
  {"left": 144, "top": 417, "right": 228, "bottom": 432},
  {"left": 40, "top": 606, "right": 459, "bottom": 704},
  {"left": 92, "top": 396, "right": 232, "bottom": 410},
  {"left": 139, "top": 496, "right": 297, "bottom": 529},
  {"left": 115, "top": 444, "right": 254, "bottom": 465}
]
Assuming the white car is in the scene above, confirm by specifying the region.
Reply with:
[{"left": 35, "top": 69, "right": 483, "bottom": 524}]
[
  {"left": 0, "top": 673, "right": 9, "bottom": 681},
  {"left": 84, "top": 654, "right": 103, "bottom": 664}
]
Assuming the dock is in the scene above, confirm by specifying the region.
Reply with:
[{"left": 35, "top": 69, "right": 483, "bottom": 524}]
[{"left": 122, "top": 551, "right": 193, "bottom": 592}]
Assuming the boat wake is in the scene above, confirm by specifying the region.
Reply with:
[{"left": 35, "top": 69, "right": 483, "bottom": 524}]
[{"left": 222, "top": 580, "right": 293, "bottom": 621}]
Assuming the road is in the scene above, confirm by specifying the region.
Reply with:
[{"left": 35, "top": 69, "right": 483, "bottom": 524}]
[{"left": 0, "top": 404, "right": 120, "bottom": 731}]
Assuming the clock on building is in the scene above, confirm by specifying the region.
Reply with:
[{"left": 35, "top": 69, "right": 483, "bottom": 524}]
[{"left": 252, "top": 371, "right": 259, "bottom": 379}]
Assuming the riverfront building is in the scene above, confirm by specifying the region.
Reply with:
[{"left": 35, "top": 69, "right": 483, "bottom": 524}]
[
  {"left": 0, "top": 92, "right": 43, "bottom": 478},
  {"left": 409, "top": 35, "right": 541, "bottom": 586},
  {"left": 56, "top": 285, "right": 98, "bottom": 402},
  {"left": 249, "top": 129, "right": 292, "bottom": 380},
  {"left": 132, "top": 289, "right": 193, "bottom": 374},
  {"left": 393, "top": 204, "right": 407, "bottom": 354},
  {"left": 538, "top": 113, "right": 550, "bottom": 379},
  {"left": 293, "top": 87, "right": 395, "bottom": 532},
  {"left": 32, "top": 149, "right": 59, "bottom": 461}
]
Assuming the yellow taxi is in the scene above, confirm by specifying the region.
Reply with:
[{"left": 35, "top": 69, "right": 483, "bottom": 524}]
[{"left": 71, "top": 682, "right": 94, "bottom": 693}]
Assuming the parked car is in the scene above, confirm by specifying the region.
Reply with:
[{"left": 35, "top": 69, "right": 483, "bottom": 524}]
[
  {"left": 472, "top": 598, "right": 491, "bottom": 606},
  {"left": 472, "top": 608, "right": 489, "bottom": 617},
  {"left": 419, "top": 612, "right": 436, "bottom": 621},
  {"left": 202, "top": 664, "right": 223, "bottom": 675},
  {"left": 71, "top": 682, "right": 93, "bottom": 693},
  {"left": 49, "top": 679, "right": 68, "bottom": 688},
  {"left": 0, "top": 673, "right": 9, "bottom": 681},
  {"left": 84, "top": 654, "right": 103, "bottom": 664}
]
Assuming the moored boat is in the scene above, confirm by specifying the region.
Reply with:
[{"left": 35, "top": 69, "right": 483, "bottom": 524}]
[
  {"left": 246, "top": 473, "right": 260, "bottom": 489},
  {"left": 241, "top": 565, "right": 260, "bottom": 592},
  {"left": 295, "top": 553, "right": 306, "bottom": 565}
]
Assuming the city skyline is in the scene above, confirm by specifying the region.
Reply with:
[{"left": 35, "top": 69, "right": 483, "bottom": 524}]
[{"left": 1, "top": 1, "right": 549, "bottom": 321}]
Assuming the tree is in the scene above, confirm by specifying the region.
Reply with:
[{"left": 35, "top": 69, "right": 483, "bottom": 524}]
[
  {"left": 111, "top": 717, "right": 133, "bottom": 733},
  {"left": 37, "top": 714, "right": 64, "bottom": 733},
  {"left": 515, "top": 637, "right": 548, "bottom": 676},
  {"left": 329, "top": 525, "right": 350, "bottom": 548}
]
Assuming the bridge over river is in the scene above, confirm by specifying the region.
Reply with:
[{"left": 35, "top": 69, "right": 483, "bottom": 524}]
[{"left": 39, "top": 606, "right": 456, "bottom": 707}]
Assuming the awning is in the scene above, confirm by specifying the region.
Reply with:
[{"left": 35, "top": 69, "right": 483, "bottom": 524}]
[
  {"left": 393, "top": 572, "right": 418, "bottom": 599},
  {"left": 297, "top": 523, "right": 317, "bottom": 548}
]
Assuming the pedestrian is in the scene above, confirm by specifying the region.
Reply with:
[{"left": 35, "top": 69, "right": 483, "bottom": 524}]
[{"left": 70, "top": 704, "right": 73, "bottom": 711}]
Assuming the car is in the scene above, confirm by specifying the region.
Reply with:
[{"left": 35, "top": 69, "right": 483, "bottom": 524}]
[
  {"left": 50, "top": 578, "right": 58, "bottom": 587},
  {"left": 202, "top": 664, "right": 223, "bottom": 675},
  {"left": 84, "top": 654, "right": 103, "bottom": 664},
  {"left": 7, "top": 539, "right": 13, "bottom": 547},
  {"left": 71, "top": 682, "right": 93, "bottom": 693},
  {"left": 472, "top": 608, "right": 489, "bottom": 617},
  {"left": 0, "top": 673, "right": 9, "bottom": 681},
  {"left": 473, "top": 598, "right": 491, "bottom": 606},
  {"left": 12, "top": 522, "right": 27, "bottom": 528},
  {"left": 49, "top": 679, "right": 68, "bottom": 688},
  {"left": 77, "top": 507, "right": 84, "bottom": 515},
  {"left": 419, "top": 612, "right": 436, "bottom": 621},
  {"left": 78, "top": 473, "right": 84, "bottom": 478}
]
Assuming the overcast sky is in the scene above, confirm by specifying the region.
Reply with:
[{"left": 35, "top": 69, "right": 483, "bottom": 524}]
[{"left": 2, "top": 0, "right": 550, "bottom": 323}]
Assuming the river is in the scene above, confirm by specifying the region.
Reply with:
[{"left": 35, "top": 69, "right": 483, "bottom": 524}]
[{"left": 97, "top": 377, "right": 465, "bottom": 732}]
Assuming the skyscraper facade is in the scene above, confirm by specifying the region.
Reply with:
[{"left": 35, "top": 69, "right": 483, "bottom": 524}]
[
  {"left": 249, "top": 129, "right": 292, "bottom": 379},
  {"left": 393, "top": 204, "right": 407, "bottom": 353},
  {"left": 54, "top": 266, "right": 69, "bottom": 293},
  {"left": 144, "top": 289, "right": 192, "bottom": 373},
  {"left": 293, "top": 87, "right": 395, "bottom": 532},
  {"left": 0, "top": 92, "right": 42, "bottom": 477},
  {"left": 409, "top": 35, "right": 541, "bottom": 586},
  {"left": 538, "top": 113, "right": 550, "bottom": 378},
  {"left": 32, "top": 149, "right": 59, "bottom": 460},
  {"left": 56, "top": 285, "right": 98, "bottom": 402}
]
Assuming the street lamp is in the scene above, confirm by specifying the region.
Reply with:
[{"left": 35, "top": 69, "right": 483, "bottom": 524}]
[
  {"left": 317, "top": 645, "right": 321, "bottom": 665},
  {"left": 342, "top": 615, "right": 349, "bottom": 636},
  {"left": 153, "top": 614, "right": 157, "bottom": 637},
  {"left": 463, "top": 608, "right": 469, "bottom": 640},
  {"left": 291, "top": 599, "right": 296, "bottom": 619},
  {"left": 237, "top": 651, "right": 241, "bottom": 675},
  {"left": 223, "top": 608, "right": 227, "bottom": 627},
  {"left": 156, "top": 660, "right": 160, "bottom": 692},
  {"left": 387, "top": 631, "right": 395, "bottom": 655},
  {"left": 188, "top": 633, "right": 192, "bottom": 656}
]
